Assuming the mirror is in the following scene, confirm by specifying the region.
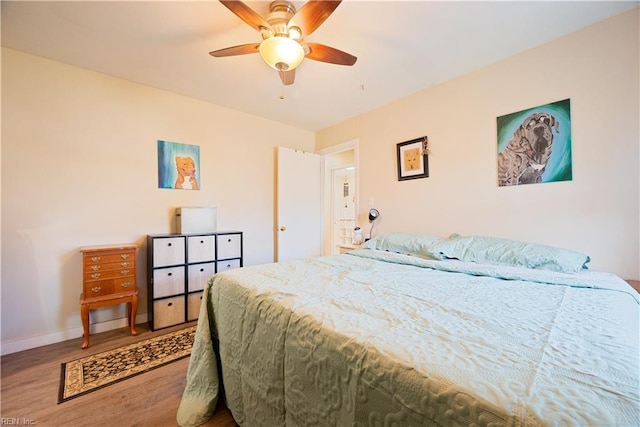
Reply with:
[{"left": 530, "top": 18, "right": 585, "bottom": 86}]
[{"left": 368, "top": 208, "right": 380, "bottom": 222}]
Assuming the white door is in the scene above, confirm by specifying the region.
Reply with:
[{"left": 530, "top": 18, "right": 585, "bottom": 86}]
[{"left": 276, "top": 147, "right": 322, "bottom": 262}]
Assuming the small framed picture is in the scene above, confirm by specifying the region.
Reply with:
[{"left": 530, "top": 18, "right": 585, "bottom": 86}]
[{"left": 397, "top": 137, "right": 429, "bottom": 181}]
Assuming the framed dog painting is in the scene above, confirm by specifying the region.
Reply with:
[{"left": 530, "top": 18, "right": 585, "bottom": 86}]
[
  {"left": 397, "top": 136, "right": 429, "bottom": 181},
  {"left": 157, "top": 140, "right": 200, "bottom": 190},
  {"left": 497, "top": 99, "right": 572, "bottom": 187}
]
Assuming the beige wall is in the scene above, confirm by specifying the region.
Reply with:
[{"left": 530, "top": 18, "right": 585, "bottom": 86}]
[
  {"left": 1, "top": 48, "right": 314, "bottom": 353},
  {"left": 317, "top": 9, "right": 639, "bottom": 280}
]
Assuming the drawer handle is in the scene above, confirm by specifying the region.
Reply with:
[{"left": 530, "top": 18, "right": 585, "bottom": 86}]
[
  {"left": 91, "top": 256, "right": 101, "bottom": 262},
  {"left": 200, "top": 240, "right": 204, "bottom": 244},
  {"left": 168, "top": 302, "right": 173, "bottom": 307},
  {"left": 226, "top": 264, "right": 231, "bottom": 268},
  {"left": 227, "top": 238, "right": 231, "bottom": 242},
  {"left": 91, "top": 265, "right": 101, "bottom": 271},
  {"left": 91, "top": 273, "right": 101, "bottom": 279},
  {"left": 121, "top": 282, "right": 131, "bottom": 288},
  {"left": 200, "top": 296, "right": 203, "bottom": 300},
  {"left": 121, "top": 262, "right": 130, "bottom": 267},
  {"left": 200, "top": 268, "right": 204, "bottom": 272},
  {"left": 168, "top": 272, "right": 172, "bottom": 276},
  {"left": 121, "top": 254, "right": 130, "bottom": 260},
  {"left": 91, "top": 286, "right": 102, "bottom": 293},
  {"left": 168, "top": 243, "right": 172, "bottom": 247},
  {"left": 121, "top": 270, "right": 130, "bottom": 275}
]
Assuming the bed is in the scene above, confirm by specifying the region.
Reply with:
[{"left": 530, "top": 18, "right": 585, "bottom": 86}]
[{"left": 177, "top": 233, "right": 640, "bottom": 426}]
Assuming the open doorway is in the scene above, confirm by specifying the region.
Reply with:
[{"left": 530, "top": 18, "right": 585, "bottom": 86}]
[
  {"left": 319, "top": 140, "right": 358, "bottom": 255},
  {"left": 332, "top": 166, "right": 356, "bottom": 252}
]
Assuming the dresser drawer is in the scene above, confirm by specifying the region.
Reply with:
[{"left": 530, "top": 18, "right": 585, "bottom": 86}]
[
  {"left": 187, "top": 235, "right": 215, "bottom": 263},
  {"left": 153, "top": 266, "right": 185, "bottom": 298},
  {"left": 85, "top": 259, "right": 135, "bottom": 272},
  {"left": 217, "top": 259, "right": 241, "bottom": 272},
  {"left": 188, "top": 262, "right": 214, "bottom": 292},
  {"left": 217, "top": 234, "right": 242, "bottom": 259},
  {"left": 84, "top": 250, "right": 135, "bottom": 265},
  {"left": 83, "top": 277, "right": 136, "bottom": 297},
  {"left": 84, "top": 267, "right": 134, "bottom": 282},
  {"left": 153, "top": 296, "right": 185, "bottom": 329},
  {"left": 153, "top": 237, "right": 185, "bottom": 267},
  {"left": 187, "top": 292, "right": 203, "bottom": 321},
  {"left": 83, "top": 280, "right": 115, "bottom": 297}
]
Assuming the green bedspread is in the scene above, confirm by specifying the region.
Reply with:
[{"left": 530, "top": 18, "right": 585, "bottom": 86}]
[{"left": 177, "top": 250, "right": 639, "bottom": 426}]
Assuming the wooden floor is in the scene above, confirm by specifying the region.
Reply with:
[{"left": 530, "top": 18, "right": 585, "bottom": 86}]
[{"left": 1, "top": 322, "right": 238, "bottom": 427}]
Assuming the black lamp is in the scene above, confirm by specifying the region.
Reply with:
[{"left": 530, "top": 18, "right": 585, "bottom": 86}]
[{"left": 367, "top": 208, "right": 380, "bottom": 241}]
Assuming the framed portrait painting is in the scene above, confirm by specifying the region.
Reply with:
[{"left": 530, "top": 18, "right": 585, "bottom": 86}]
[
  {"left": 497, "top": 99, "right": 572, "bottom": 186},
  {"left": 157, "top": 140, "right": 200, "bottom": 190},
  {"left": 397, "top": 137, "right": 429, "bottom": 181}
]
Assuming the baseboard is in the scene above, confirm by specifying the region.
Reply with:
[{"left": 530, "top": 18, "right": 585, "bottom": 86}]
[{"left": 0, "top": 313, "right": 148, "bottom": 356}]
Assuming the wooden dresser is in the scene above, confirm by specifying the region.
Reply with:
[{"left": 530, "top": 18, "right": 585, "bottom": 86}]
[{"left": 79, "top": 244, "right": 139, "bottom": 349}]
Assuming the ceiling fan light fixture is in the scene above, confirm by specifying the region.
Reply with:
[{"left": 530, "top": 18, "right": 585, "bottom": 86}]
[
  {"left": 288, "top": 26, "right": 302, "bottom": 40},
  {"left": 259, "top": 36, "right": 304, "bottom": 71}
]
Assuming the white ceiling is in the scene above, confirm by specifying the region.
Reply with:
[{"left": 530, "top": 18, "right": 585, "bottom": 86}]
[{"left": 2, "top": 1, "right": 637, "bottom": 132}]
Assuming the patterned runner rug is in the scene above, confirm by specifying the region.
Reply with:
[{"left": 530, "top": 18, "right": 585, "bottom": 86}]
[{"left": 58, "top": 325, "right": 196, "bottom": 403}]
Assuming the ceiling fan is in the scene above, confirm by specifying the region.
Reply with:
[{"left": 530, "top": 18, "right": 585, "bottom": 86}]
[{"left": 210, "top": 0, "right": 357, "bottom": 86}]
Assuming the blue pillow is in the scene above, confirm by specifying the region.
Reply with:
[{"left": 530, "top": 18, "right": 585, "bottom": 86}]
[
  {"left": 361, "top": 232, "right": 442, "bottom": 259},
  {"left": 430, "top": 235, "right": 590, "bottom": 273}
]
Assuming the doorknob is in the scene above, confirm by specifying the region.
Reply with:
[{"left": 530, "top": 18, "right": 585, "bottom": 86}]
[{"left": 279, "top": 226, "right": 287, "bottom": 231}]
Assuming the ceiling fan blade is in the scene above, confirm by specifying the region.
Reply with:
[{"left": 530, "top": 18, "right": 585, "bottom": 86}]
[
  {"left": 279, "top": 69, "right": 295, "bottom": 86},
  {"left": 305, "top": 43, "right": 357, "bottom": 66},
  {"left": 290, "top": 1, "right": 342, "bottom": 37},
  {"left": 219, "top": 0, "right": 272, "bottom": 32},
  {"left": 209, "top": 43, "right": 260, "bottom": 57}
]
